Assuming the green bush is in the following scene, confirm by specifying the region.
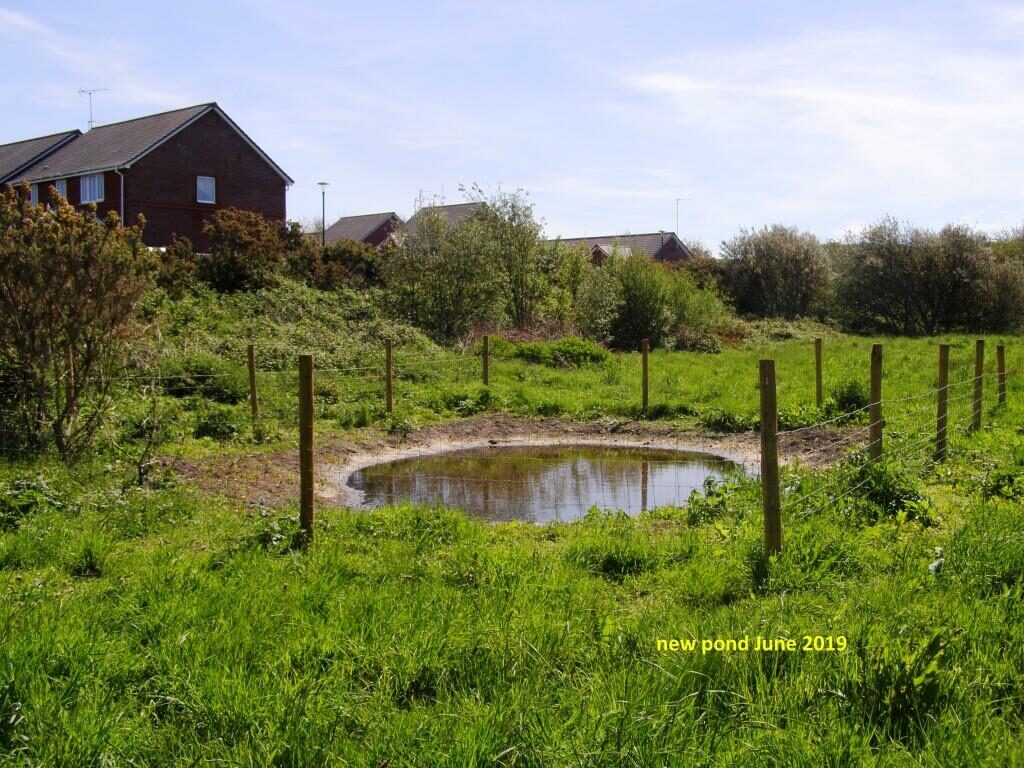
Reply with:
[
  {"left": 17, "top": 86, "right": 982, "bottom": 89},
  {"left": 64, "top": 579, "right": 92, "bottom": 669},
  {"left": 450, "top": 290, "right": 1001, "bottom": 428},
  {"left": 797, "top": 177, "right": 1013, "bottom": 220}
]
[
  {"left": 193, "top": 406, "right": 241, "bottom": 441},
  {"left": 158, "top": 353, "right": 247, "bottom": 404},
  {"left": 491, "top": 337, "right": 608, "bottom": 367},
  {"left": 826, "top": 379, "right": 870, "bottom": 420}
]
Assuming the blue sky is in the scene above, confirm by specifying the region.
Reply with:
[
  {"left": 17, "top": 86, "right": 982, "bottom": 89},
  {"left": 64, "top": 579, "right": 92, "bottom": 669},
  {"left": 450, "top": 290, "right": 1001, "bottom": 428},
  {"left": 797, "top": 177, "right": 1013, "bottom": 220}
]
[{"left": 2, "top": 1, "right": 1022, "bottom": 250}]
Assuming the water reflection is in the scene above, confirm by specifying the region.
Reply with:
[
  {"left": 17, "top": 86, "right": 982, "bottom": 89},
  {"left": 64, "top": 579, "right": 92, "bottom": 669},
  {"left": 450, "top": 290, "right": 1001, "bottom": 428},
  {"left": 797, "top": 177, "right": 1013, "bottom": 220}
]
[{"left": 348, "top": 444, "right": 744, "bottom": 523}]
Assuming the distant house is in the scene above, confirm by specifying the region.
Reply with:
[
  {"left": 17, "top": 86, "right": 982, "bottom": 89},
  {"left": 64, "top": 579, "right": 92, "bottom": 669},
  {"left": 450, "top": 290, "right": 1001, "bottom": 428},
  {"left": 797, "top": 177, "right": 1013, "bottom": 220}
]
[
  {"left": 0, "top": 130, "right": 80, "bottom": 186},
  {"left": 324, "top": 211, "right": 403, "bottom": 248},
  {"left": 551, "top": 232, "right": 693, "bottom": 263},
  {"left": 404, "top": 201, "right": 484, "bottom": 235},
  {"left": 1, "top": 103, "right": 293, "bottom": 250}
]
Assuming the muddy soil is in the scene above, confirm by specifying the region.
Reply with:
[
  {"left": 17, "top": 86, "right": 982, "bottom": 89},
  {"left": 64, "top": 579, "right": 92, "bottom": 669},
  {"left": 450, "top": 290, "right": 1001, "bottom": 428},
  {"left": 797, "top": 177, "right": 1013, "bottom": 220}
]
[{"left": 166, "top": 414, "right": 860, "bottom": 509}]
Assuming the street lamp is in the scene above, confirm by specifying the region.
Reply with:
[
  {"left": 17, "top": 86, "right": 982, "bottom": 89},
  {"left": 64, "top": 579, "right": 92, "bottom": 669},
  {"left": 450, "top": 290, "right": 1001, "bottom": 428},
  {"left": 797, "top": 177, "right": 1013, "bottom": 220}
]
[
  {"left": 318, "top": 181, "right": 329, "bottom": 247},
  {"left": 675, "top": 197, "right": 692, "bottom": 235}
]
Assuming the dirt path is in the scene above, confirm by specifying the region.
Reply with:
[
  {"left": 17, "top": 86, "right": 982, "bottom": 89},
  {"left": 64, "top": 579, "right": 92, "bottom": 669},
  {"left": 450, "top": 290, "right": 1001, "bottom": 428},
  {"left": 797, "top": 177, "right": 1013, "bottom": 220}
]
[{"left": 166, "top": 414, "right": 858, "bottom": 509}]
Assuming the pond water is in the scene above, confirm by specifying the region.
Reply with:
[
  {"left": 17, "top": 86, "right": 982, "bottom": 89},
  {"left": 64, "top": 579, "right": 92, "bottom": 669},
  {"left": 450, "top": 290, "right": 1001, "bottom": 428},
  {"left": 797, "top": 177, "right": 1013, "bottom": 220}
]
[{"left": 347, "top": 444, "right": 746, "bottom": 523}]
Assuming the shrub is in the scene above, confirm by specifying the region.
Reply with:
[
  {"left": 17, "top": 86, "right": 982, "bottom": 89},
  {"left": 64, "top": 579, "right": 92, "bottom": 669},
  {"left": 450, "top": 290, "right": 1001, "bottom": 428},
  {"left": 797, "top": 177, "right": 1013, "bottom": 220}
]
[
  {"left": 312, "top": 238, "right": 381, "bottom": 289},
  {"left": 382, "top": 206, "right": 501, "bottom": 341},
  {"left": 842, "top": 457, "right": 929, "bottom": 522},
  {"left": 609, "top": 255, "right": 672, "bottom": 349},
  {"left": 492, "top": 337, "right": 609, "bottom": 367},
  {"left": 834, "top": 218, "right": 1023, "bottom": 334},
  {"left": 157, "top": 234, "right": 199, "bottom": 298},
  {"left": 0, "top": 184, "right": 156, "bottom": 459},
  {"left": 199, "top": 208, "right": 293, "bottom": 292},
  {"left": 193, "top": 406, "right": 241, "bottom": 441},
  {"left": 158, "top": 354, "right": 247, "bottom": 404},
  {"left": 826, "top": 379, "right": 869, "bottom": 420},
  {"left": 720, "top": 225, "right": 829, "bottom": 319},
  {"left": 573, "top": 264, "right": 621, "bottom": 344}
]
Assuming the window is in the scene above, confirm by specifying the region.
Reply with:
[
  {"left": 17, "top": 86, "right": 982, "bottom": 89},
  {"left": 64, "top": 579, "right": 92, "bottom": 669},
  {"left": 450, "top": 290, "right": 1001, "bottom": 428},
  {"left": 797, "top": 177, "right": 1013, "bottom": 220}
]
[
  {"left": 80, "top": 173, "right": 104, "bottom": 203},
  {"left": 54, "top": 179, "right": 67, "bottom": 199},
  {"left": 29, "top": 184, "right": 38, "bottom": 205},
  {"left": 197, "top": 176, "right": 216, "bottom": 204}
]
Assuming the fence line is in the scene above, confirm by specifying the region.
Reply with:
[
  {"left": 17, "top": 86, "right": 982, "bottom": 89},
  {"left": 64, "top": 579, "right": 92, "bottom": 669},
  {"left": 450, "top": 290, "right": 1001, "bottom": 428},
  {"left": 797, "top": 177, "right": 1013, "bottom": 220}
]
[{"left": 1, "top": 339, "right": 1015, "bottom": 554}]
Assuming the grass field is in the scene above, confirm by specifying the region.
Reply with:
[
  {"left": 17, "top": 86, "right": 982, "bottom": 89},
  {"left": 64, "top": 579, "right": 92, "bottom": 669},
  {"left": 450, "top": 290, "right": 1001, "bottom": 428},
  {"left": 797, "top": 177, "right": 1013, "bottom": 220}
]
[{"left": 2, "top": 332, "right": 1023, "bottom": 765}]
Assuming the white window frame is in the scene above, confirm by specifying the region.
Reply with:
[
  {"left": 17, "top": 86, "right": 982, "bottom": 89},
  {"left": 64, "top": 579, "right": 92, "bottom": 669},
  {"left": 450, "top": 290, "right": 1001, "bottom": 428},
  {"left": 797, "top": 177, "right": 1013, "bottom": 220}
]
[
  {"left": 29, "top": 184, "right": 39, "bottom": 205},
  {"left": 196, "top": 175, "right": 216, "bottom": 204},
  {"left": 54, "top": 179, "right": 67, "bottom": 199},
  {"left": 80, "top": 173, "right": 104, "bottom": 204}
]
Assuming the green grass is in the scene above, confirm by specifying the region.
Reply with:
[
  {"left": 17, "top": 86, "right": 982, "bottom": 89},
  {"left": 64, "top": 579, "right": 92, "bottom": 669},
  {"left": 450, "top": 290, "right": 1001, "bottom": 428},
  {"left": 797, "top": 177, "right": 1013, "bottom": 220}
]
[{"left": 2, "top": 329, "right": 1023, "bottom": 764}]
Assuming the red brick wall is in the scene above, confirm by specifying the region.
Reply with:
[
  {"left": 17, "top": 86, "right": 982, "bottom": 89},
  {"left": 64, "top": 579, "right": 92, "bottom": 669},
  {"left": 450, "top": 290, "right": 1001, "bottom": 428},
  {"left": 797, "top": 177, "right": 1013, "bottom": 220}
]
[
  {"left": 70, "top": 171, "right": 123, "bottom": 221},
  {"left": 123, "top": 111, "right": 287, "bottom": 249},
  {"left": 365, "top": 217, "right": 401, "bottom": 248}
]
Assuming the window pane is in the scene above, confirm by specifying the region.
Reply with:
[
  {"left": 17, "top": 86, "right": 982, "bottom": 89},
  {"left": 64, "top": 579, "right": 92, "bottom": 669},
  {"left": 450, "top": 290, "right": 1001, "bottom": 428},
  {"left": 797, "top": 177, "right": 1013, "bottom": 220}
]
[
  {"left": 55, "top": 179, "right": 67, "bottom": 199},
  {"left": 197, "top": 176, "right": 215, "bottom": 203},
  {"left": 29, "top": 185, "right": 38, "bottom": 205},
  {"left": 81, "top": 174, "right": 104, "bottom": 203}
]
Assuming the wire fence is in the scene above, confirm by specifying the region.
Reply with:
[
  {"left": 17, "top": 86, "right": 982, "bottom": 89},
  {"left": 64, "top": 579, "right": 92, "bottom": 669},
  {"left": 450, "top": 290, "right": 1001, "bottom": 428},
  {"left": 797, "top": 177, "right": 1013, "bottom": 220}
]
[{"left": 0, "top": 338, "right": 1016, "bottom": 547}]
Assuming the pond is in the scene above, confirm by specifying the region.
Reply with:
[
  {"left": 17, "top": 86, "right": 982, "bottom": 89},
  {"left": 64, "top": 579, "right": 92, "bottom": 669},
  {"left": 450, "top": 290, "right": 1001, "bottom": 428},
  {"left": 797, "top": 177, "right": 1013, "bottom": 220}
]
[{"left": 347, "top": 443, "right": 747, "bottom": 523}]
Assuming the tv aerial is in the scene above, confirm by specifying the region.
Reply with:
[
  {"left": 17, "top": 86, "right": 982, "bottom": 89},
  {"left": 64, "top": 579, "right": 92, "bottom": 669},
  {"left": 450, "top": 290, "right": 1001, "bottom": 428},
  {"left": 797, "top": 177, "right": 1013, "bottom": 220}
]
[{"left": 78, "top": 87, "right": 109, "bottom": 130}]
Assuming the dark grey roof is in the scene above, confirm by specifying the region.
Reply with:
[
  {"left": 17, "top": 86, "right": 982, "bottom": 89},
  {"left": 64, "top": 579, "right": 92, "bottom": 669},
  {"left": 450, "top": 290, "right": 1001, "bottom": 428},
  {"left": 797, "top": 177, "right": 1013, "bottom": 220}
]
[
  {"left": 9, "top": 103, "right": 293, "bottom": 185},
  {"left": 324, "top": 211, "right": 401, "bottom": 244},
  {"left": 405, "top": 201, "right": 483, "bottom": 234},
  {"left": 550, "top": 232, "right": 692, "bottom": 260},
  {"left": 0, "top": 130, "right": 80, "bottom": 184}
]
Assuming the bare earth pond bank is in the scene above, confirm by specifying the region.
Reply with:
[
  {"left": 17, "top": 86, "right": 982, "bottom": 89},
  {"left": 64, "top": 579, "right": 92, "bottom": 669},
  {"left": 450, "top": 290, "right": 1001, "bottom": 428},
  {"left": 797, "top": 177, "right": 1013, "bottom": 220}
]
[{"left": 167, "top": 414, "right": 856, "bottom": 511}]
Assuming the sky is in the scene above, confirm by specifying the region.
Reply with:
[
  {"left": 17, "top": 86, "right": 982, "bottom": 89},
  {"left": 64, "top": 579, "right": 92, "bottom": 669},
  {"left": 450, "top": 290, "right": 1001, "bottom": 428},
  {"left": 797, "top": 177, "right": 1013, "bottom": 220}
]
[{"left": 2, "top": 0, "right": 1023, "bottom": 251}]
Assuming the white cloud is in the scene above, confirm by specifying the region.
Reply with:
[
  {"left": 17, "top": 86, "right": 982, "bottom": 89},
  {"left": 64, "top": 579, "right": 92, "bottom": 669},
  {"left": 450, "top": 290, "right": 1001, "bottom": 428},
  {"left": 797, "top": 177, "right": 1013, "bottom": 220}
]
[{"left": 621, "top": 26, "right": 1024, "bottom": 240}]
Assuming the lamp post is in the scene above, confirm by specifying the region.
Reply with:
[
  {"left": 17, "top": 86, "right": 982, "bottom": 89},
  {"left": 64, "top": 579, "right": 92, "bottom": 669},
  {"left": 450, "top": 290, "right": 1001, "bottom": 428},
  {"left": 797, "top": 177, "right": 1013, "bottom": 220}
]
[
  {"left": 675, "top": 197, "right": 689, "bottom": 235},
  {"left": 318, "top": 181, "right": 329, "bottom": 247}
]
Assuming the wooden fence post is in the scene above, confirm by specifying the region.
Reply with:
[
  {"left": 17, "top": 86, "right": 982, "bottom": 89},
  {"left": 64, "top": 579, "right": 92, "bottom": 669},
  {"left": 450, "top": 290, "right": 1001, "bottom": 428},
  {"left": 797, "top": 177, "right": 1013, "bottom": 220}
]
[
  {"left": 641, "top": 338, "right": 650, "bottom": 414},
  {"left": 972, "top": 339, "right": 984, "bottom": 432},
  {"left": 759, "top": 359, "right": 782, "bottom": 556},
  {"left": 997, "top": 344, "right": 1006, "bottom": 406},
  {"left": 814, "top": 337, "right": 823, "bottom": 408},
  {"left": 385, "top": 339, "right": 394, "bottom": 415},
  {"left": 935, "top": 344, "right": 949, "bottom": 462},
  {"left": 482, "top": 335, "right": 490, "bottom": 386},
  {"left": 299, "top": 354, "right": 315, "bottom": 544},
  {"left": 247, "top": 344, "right": 260, "bottom": 437},
  {"left": 869, "top": 344, "right": 883, "bottom": 461}
]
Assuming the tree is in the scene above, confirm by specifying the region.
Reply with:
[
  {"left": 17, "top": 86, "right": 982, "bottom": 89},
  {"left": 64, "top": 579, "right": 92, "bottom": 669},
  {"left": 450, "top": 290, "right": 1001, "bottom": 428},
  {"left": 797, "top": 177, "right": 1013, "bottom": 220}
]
[
  {"left": 836, "top": 217, "right": 1022, "bottom": 334},
  {"left": 0, "top": 185, "right": 156, "bottom": 460},
  {"left": 463, "top": 185, "right": 544, "bottom": 328},
  {"left": 720, "top": 225, "right": 829, "bottom": 318},
  {"left": 609, "top": 253, "right": 672, "bottom": 349},
  {"left": 536, "top": 240, "right": 589, "bottom": 329},
  {"left": 382, "top": 208, "right": 499, "bottom": 341}
]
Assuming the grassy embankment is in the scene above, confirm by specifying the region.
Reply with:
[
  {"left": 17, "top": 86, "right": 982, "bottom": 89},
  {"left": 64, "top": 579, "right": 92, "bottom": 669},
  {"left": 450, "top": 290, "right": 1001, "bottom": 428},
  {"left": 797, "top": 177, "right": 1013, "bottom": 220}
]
[{"left": 2, "top": 283, "right": 1023, "bottom": 764}]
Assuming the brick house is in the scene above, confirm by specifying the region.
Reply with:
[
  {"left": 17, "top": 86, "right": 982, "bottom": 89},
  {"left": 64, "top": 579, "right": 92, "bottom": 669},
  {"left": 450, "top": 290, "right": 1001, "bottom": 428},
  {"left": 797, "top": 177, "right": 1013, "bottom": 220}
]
[
  {"left": 324, "top": 211, "right": 403, "bottom": 248},
  {"left": 550, "top": 232, "right": 693, "bottom": 263},
  {"left": 1, "top": 103, "right": 292, "bottom": 250}
]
